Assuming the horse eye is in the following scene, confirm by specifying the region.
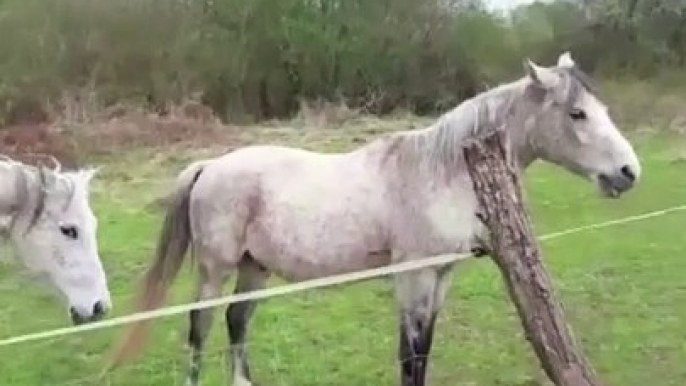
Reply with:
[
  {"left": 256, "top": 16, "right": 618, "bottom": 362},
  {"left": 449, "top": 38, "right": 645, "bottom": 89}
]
[
  {"left": 569, "top": 109, "right": 587, "bottom": 120},
  {"left": 59, "top": 226, "right": 79, "bottom": 240}
]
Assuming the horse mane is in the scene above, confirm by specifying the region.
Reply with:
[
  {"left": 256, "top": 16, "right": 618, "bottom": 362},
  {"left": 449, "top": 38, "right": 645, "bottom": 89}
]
[
  {"left": 387, "top": 67, "right": 593, "bottom": 175},
  {"left": 388, "top": 78, "right": 528, "bottom": 174},
  {"left": 0, "top": 156, "right": 77, "bottom": 236},
  {"left": 568, "top": 66, "right": 596, "bottom": 95}
]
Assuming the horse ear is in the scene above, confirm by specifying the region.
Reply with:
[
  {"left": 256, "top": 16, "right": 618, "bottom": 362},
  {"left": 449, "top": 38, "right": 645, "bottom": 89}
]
[
  {"left": 81, "top": 167, "right": 101, "bottom": 183},
  {"left": 557, "top": 51, "right": 575, "bottom": 68},
  {"left": 523, "top": 58, "right": 558, "bottom": 89}
]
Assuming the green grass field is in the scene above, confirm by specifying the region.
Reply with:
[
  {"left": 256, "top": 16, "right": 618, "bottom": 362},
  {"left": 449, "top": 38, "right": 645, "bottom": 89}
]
[{"left": 0, "top": 123, "right": 685, "bottom": 386}]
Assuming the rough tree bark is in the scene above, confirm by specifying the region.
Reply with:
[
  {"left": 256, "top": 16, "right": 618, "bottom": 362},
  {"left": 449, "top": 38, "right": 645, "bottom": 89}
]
[{"left": 462, "top": 130, "right": 604, "bottom": 386}]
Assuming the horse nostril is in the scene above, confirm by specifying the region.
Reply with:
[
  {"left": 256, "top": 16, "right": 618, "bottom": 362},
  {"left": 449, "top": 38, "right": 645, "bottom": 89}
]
[
  {"left": 69, "top": 307, "right": 84, "bottom": 325},
  {"left": 620, "top": 165, "right": 635, "bottom": 182},
  {"left": 93, "top": 301, "right": 105, "bottom": 317}
]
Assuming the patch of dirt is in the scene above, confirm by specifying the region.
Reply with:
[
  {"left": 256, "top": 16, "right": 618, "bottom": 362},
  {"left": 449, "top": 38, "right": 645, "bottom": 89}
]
[{"left": 71, "top": 113, "right": 242, "bottom": 154}]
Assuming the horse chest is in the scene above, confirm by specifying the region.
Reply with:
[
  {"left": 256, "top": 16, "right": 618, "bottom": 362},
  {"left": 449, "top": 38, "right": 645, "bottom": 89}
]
[{"left": 420, "top": 188, "right": 481, "bottom": 251}]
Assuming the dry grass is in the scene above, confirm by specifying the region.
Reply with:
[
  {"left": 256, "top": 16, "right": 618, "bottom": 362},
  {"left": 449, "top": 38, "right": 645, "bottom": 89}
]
[
  {"left": 0, "top": 92, "right": 431, "bottom": 171},
  {"left": 1, "top": 94, "right": 237, "bottom": 167},
  {"left": 601, "top": 78, "right": 686, "bottom": 134}
]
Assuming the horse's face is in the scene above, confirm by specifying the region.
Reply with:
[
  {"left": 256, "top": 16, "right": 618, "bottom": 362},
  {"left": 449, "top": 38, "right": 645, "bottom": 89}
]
[
  {"left": 525, "top": 52, "right": 640, "bottom": 198},
  {"left": 12, "top": 168, "right": 111, "bottom": 325}
]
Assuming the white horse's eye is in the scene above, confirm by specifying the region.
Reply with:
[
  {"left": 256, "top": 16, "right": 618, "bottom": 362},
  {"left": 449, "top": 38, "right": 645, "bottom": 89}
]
[
  {"left": 59, "top": 225, "right": 79, "bottom": 240},
  {"left": 569, "top": 108, "right": 587, "bottom": 120}
]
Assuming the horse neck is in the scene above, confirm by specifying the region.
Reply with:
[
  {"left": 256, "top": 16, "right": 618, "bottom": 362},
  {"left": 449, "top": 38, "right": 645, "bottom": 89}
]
[{"left": 508, "top": 121, "right": 539, "bottom": 172}]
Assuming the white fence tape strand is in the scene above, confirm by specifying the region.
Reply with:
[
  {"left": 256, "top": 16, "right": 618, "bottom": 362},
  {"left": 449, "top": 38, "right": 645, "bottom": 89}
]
[{"left": 1, "top": 203, "right": 686, "bottom": 348}]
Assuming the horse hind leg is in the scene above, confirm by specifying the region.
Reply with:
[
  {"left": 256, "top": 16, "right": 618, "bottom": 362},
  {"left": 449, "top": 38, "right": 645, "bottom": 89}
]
[
  {"left": 226, "top": 251, "right": 270, "bottom": 386},
  {"left": 393, "top": 261, "right": 454, "bottom": 386},
  {"left": 185, "top": 251, "right": 234, "bottom": 386}
]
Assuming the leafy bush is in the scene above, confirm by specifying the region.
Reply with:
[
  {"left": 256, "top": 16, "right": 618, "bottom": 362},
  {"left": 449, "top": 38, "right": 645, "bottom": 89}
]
[{"left": 0, "top": 0, "right": 683, "bottom": 124}]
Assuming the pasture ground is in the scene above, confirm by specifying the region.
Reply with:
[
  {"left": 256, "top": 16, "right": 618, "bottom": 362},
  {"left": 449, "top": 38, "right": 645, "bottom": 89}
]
[{"left": 0, "top": 116, "right": 685, "bottom": 386}]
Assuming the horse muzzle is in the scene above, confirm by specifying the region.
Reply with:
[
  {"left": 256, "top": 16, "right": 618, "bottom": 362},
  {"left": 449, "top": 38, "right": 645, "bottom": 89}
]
[
  {"left": 69, "top": 300, "right": 109, "bottom": 325},
  {"left": 597, "top": 166, "right": 636, "bottom": 198}
]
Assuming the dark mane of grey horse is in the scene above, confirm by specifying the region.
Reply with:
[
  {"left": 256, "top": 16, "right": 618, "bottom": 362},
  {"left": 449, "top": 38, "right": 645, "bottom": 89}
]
[
  {"left": 4, "top": 163, "right": 76, "bottom": 236},
  {"left": 563, "top": 66, "right": 598, "bottom": 107},
  {"left": 569, "top": 66, "right": 596, "bottom": 93},
  {"left": 7, "top": 166, "right": 47, "bottom": 236}
]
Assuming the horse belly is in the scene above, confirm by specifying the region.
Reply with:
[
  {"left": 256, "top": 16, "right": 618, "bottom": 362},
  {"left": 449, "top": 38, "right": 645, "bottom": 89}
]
[
  {"left": 245, "top": 216, "right": 388, "bottom": 282},
  {"left": 241, "top": 152, "right": 389, "bottom": 280}
]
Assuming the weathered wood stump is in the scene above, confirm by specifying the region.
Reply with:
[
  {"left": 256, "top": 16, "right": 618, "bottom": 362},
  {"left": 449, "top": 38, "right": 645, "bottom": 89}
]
[{"left": 463, "top": 130, "right": 604, "bottom": 386}]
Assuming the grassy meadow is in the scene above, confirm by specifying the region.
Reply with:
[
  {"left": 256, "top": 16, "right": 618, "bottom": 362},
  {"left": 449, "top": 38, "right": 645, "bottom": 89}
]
[{"left": 0, "top": 118, "right": 685, "bottom": 386}]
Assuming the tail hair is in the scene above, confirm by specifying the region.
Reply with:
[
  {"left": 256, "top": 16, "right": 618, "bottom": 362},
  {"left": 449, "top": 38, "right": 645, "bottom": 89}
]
[{"left": 105, "top": 161, "right": 206, "bottom": 370}]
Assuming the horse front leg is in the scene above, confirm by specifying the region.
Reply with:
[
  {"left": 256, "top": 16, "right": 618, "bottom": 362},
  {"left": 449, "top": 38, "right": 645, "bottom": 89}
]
[{"left": 393, "top": 261, "right": 454, "bottom": 386}]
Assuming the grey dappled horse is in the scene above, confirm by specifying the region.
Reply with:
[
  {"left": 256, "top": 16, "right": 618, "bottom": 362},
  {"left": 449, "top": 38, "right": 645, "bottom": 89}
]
[
  {"left": 0, "top": 156, "right": 110, "bottom": 325},
  {"left": 113, "top": 52, "right": 640, "bottom": 386}
]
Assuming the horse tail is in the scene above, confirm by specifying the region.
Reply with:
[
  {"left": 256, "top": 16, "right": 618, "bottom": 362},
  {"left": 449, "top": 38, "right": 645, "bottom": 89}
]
[{"left": 106, "top": 161, "right": 206, "bottom": 370}]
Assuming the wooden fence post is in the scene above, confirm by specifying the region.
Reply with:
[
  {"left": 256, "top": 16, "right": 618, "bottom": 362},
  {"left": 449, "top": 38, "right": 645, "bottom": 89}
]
[{"left": 463, "top": 130, "right": 604, "bottom": 386}]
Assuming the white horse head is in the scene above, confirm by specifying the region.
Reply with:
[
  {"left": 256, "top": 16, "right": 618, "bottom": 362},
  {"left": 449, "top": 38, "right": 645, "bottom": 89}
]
[
  {"left": 521, "top": 51, "right": 640, "bottom": 197},
  {"left": 0, "top": 158, "right": 111, "bottom": 325}
]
